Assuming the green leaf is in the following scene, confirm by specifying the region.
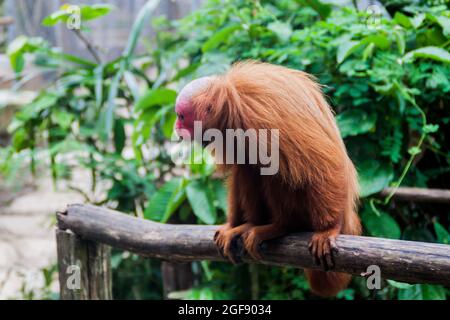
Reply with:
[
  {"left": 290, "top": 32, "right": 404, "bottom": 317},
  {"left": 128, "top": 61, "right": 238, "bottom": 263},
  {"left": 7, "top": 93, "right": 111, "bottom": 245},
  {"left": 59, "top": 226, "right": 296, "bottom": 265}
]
[
  {"left": 144, "top": 177, "right": 187, "bottom": 222},
  {"left": 49, "top": 50, "right": 97, "bottom": 67},
  {"left": 410, "top": 14, "right": 425, "bottom": 29},
  {"left": 387, "top": 280, "right": 413, "bottom": 289},
  {"left": 202, "top": 24, "right": 241, "bottom": 53},
  {"left": 7, "top": 36, "right": 28, "bottom": 73},
  {"left": 99, "top": 60, "right": 125, "bottom": 140},
  {"left": 403, "top": 47, "right": 450, "bottom": 64},
  {"left": 7, "top": 35, "right": 28, "bottom": 57},
  {"left": 267, "top": 21, "right": 292, "bottom": 42},
  {"left": 402, "top": 226, "right": 435, "bottom": 243},
  {"left": 336, "top": 110, "right": 377, "bottom": 138},
  {"left": 336, "top": 38, "right": 361, "bottom": 64},
  {"left": 186, "top": 179, "right": 217, "bottom": 224},
  {"left": 423, "top": 124, "right": 439, "bottom": 133},
  {"left": 398, "top": 285, "right": 422, "bottom": 300},
  {"left": 361, "top": 208, "right": 401, "bottom": 239},
  {"left": 99, "top": 0, "right": 160, "bottom": 140},
  {"left": 51, "top": 110, "right": 74, "bottom": 129},
  {"left": 433, "top": 221, "right": 449, "bottom": 244},
  {"left": 393, "top": 12, "right": 412, "bottom": 28},
  {"left": 364, "top": 35, "right": 390, "bottom": 49},
  {"left": 42, "top": 4, "right": 114, "bottom": 26},
  {"left": 19, "top": 93, "right": 58, "bottom": 121},
  {"left": 408, "top": 146, "right": 421, "bottom": 156},
  {"left": 435, "top": 15, "right": 450, "bottom": 37},
  {"left": 394, "top": 30, "right": 405, "bottom": 55},
  {"left": 114, "top": 119, "right": 126, "bottom": 155},
  {"left": 12, "top": 128, "right": 30, "bottom": 151},
  {"left": 398, "top": 284, "right": 446, "bottom": 300},
  {"left": 134, "top": 88, "right": 177, "bottom": 112},
  {"left": 337, "top": 35, "right": 390, "bottom": 63},
  {"left": 123, "top": 70, "right": 140, "bottom": 101},
  {"left": 94, "top": 65, "right": 104, "bottom": 109},
  {"left": 42, "top": 10, "right": 70, "bottom": 26},
  {"left": 162, "top": 111, "right": 177, "bottom": 139},
  {"left": 123, "top": 0, "right": 160, "bottom": 58},
  {"left": 80, "top": 4, "right": 114, "bottom": 21},
  {"left": 357, "top": 160, "right": 393, "bottom": 197},
  {"left": 299, "top": 0, "right": 331, "bottom": 19},
  {"left": 210, "top": 179, "right": 228, "bottom": 212},
  {"left": 421, "top": 285, "right": 446, "bottom": 300}
]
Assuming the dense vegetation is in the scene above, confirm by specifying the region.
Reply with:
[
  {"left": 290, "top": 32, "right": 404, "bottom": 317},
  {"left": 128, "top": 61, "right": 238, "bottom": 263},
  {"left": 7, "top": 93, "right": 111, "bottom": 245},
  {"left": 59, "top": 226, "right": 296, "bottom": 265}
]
[{"left": 0, "top": 0, "right": 449, "bottom": 299}]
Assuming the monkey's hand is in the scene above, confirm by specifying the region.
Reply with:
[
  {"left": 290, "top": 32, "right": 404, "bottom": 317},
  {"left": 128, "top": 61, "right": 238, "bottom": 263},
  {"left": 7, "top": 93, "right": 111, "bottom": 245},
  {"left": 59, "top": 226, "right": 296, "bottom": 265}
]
[
  {"left": 242, "top": 224, "right": 286, "bottom": 261},
  {"left": 214, "top": 223, "right": 253, "bottom": 264},
  {"left": 308, "top": 230, "right": 339, "bottom": 271}
]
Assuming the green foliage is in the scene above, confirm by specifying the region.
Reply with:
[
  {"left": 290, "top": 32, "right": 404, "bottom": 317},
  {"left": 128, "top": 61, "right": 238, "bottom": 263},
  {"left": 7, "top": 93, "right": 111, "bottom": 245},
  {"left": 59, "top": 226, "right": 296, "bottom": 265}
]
[
  {"left": 41, "top": 4, "right": 114, "bottom": 27},
  {"left": 1, "top": 0, "right": 449, "bottom": 300}
]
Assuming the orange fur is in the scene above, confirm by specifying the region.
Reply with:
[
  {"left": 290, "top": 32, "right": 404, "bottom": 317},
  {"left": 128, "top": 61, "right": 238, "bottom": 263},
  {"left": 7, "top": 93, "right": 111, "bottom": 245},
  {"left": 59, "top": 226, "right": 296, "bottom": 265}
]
[{"left": 191, "top": 61, "right": 361, "bottom": 297}]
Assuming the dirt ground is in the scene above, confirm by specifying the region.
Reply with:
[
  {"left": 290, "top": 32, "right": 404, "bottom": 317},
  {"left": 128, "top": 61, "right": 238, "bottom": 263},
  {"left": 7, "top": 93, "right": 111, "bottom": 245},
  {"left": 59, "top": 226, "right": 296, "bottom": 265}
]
[{"left": 0, "top": 168, "right": 90, "bottom": 299}]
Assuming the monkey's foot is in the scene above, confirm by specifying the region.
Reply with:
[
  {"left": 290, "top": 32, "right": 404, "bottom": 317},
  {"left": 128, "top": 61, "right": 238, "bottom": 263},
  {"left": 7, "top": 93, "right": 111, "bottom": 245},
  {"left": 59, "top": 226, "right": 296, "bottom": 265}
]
[
  {"left": 214, "top": 223, "right": 253, "bottom": 264},
  {"left": 242, "top": 228, "right": 264, "bottom": 260},
  {"left": 308, "top": 231, "right": 339, "bottom": 271}
]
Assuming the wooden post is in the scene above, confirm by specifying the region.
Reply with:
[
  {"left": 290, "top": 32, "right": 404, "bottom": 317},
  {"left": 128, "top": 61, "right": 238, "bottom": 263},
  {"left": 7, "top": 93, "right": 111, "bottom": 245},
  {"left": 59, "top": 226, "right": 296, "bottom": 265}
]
[
  {"left": 161, "top": 215, "right": 195, "bottom": 299},
  {"left": 56, "top": 229, "right": 112, "bottom": 300},
  {"left": 161, "top": 262, "right": 195, "bottom": 299}
]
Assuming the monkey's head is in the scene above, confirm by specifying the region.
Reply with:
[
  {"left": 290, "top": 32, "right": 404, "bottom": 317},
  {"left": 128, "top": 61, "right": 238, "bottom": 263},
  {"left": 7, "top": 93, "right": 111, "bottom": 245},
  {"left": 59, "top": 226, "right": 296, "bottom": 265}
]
[{"left": 174, "top": 76, "right": 215, "bottom": 141}]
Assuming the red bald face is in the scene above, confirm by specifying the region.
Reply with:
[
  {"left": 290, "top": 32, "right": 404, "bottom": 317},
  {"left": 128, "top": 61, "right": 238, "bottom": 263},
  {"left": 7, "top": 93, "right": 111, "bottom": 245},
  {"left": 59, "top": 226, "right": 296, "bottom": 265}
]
[
  {"left": 175, "top": 77, "right": 213, "bottom": 140},
  {"left": 175, "top": 96, "right": 196, "bottom": 140}
]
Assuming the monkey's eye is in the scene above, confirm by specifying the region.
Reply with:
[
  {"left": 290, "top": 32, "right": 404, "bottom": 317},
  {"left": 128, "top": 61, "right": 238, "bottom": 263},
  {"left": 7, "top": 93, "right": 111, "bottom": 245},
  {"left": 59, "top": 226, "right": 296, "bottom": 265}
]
[
  {"left": 177, "top": 113, "right": 185, "bottom": 121},
  {"left": 207, "top": 106, "right": 212, "bottom": 113}
]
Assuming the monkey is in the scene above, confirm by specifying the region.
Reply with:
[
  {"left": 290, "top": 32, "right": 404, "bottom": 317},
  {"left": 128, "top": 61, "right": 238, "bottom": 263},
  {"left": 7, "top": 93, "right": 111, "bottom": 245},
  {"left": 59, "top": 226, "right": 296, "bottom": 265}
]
[{"left": 174, "top": 61, "right": 362, "bottom": 297}]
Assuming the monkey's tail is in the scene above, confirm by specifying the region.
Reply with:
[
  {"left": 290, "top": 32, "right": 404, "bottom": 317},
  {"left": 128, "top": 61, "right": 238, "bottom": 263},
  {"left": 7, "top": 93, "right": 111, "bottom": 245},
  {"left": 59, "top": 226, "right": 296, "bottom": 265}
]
[{"left": 304, "top": 269, "right": 352, "bottom": 297}]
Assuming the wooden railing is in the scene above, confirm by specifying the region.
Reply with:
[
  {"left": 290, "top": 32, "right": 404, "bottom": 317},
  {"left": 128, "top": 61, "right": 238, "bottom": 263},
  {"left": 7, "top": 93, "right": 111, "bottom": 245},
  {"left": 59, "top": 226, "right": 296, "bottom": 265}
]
[{"left": 55, "top": 202, "right": 450, "bottom": 299}]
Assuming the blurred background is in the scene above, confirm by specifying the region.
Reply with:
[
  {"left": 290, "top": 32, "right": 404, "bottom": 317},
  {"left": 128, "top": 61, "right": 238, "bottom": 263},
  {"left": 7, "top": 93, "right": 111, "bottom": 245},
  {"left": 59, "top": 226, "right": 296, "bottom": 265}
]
[{"left": 0, "top": 0, "right": 448, "bottom": 300}]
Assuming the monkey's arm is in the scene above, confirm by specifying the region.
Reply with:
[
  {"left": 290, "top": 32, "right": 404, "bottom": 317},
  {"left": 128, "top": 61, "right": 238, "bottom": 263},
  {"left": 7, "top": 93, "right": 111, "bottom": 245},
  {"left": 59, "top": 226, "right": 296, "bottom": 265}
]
[
  {"left": 214, "top": 167, "right": 269, "bottom": 263},
  {"left": 306, "top": 182, "right": 346, "bottom": 271},
  {"left": 214, "top": 167, "right": 245, "bottom": 263}
]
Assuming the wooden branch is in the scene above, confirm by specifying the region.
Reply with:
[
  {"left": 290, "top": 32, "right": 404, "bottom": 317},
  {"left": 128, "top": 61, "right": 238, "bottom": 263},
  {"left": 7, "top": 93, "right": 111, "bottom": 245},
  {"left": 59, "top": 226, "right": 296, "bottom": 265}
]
[
  {"left": 57, "top": 204, "right": 450, "bottom": 286},
  {"left": 56, "top": 229, "right": 112, "bottom": 300},
  {"left": 380, "top": 187, "right": 450, "bottom": 204}
]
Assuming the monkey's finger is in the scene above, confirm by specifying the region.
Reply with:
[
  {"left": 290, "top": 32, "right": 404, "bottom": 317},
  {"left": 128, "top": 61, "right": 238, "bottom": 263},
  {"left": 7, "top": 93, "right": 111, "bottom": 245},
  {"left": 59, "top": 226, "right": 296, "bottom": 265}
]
[
  {"left": 248, "top": 244, "right": 262, "bottom": 261},
  {"left": 216, "top": 244, "right": 226, "bottom": 259},
  {"left": 228, "top": 235, "right": 243, "bottom": 264},
  {"left": 317, "top": 238, "right": 326, "bottom": 266},
  {"left": 325, "top": 253, "right": 335, "bottom": 270},
  {"left": 214, "top": 237, "right": 226, "bottom": 259},
  {"left": 329, "top": 237, "right": 339, "bottom": 255},
  {"left": 321, "top": 255, "right": 330, "bottom": 271},
  {"left": 310, "top": 241, "right": 320, "bottom": 265},
  {"left": 236, "top": 237, "right": 246, "bottom": 259},
  {"left": 321, "top": 240, "right": 333, "bottom": 271}
]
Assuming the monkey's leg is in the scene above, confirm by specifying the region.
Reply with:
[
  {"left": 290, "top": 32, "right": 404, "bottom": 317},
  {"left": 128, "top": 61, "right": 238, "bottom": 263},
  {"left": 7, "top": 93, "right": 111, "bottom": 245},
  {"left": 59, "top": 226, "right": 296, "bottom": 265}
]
[
  {"left": 241, "top": 224, "right": 286, "bottom": 260},
  {"left": 308, "top": 227, "right": 340, "bottom": 271},
  {"left": 214, "top": 223, "right": 254, "bottom": 264}
]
